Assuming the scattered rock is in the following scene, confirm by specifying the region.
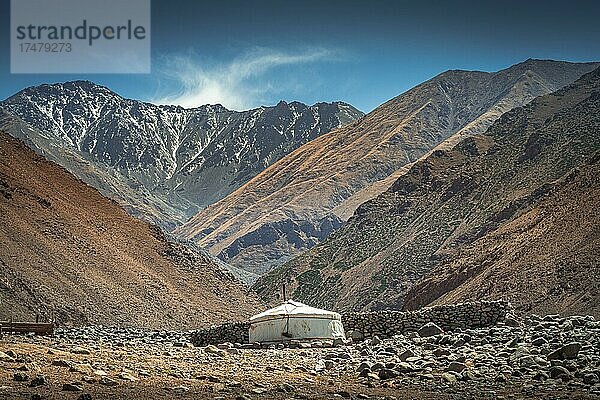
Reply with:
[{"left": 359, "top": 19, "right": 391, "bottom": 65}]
[
  {"left": 378, "top": 368, "right": 398, "bottom": 380},
  {"left": 395, "top": 362, "right": 415, "bottom": 373},
  {"left": 5, "top": 351, "right": 17, "bottom": 359},
  {"left": 446, "top": 362, "right": 466, "bottom": 373},
  {"left": 583, "top": 372, "right": 600, "bottom": 385},
  {"left": 349, "top": 330, "right": 364, "bottom": 341},
  {"left": 2, "top": 302, "right": 599, "bottom": 398},
  {"left": 398, "top": 349, "right": 415, "bottom": 361},
  {"left": 70, "top": 363, "right": 94, "bottom": 374},
  {"left": 549, "top": 366, "right": 571, "bottom": 379},
  {"left": 518, "top": 355, "right": 538, "bottom": 368},
  {"left": 118, "top": 372, "right": 139, "bottom": 381},
  {"left": 277, "top": 383, "right": 296, "bottom": 393},
  {"left": 314, "top": 360, "right": 326, "bottom": 372},
  {"left": 205, "top": 344, "right": 228, "bottom": 357},
  {"left": 532, "top": 371, "right": 548, "bottom": 381},
  {"left": 138, "top": 369, "right": 151, "bottom": 377},
  {"left": 433, "top": 348, "right": 450, "bottom": 358},
  {"left": 357, "top": 361, "right": 372, "bottom": 372},
  {"left": 52, "top": 359, "right": 72, "bottom": 367},
  {"left": 441, "top": 372, "right": 457, "bottom": 383}
]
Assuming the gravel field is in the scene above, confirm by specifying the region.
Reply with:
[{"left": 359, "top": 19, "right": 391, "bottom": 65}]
[{"left": 1, "top": 313, "right": 600, "bottom": 399}]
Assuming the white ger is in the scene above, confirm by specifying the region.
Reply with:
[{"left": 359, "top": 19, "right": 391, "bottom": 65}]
[{"left": 248, "top": 300, "right": 346, "bottom": 343}]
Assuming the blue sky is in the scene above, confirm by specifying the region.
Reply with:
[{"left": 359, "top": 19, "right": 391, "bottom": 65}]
[{"left": 1, "top": 0, "right": 600, "bottom": 112}]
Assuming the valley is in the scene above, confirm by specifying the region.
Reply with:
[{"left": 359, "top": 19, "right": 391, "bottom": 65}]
[
  {"left": 1, "top": 0, "right": 599, "bottom": 398},
  {"left": 1, "top": 59, "right": 599, "bottom": 400},
  {"left": 178, "top": 59, "right": 599, "bottom": 276}
]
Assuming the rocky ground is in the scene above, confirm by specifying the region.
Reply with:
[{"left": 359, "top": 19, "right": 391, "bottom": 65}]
[{"left": 1, "top": 313, "right": 599, "bottom": 399}]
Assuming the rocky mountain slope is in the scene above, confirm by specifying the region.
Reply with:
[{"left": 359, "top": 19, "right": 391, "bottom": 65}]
[
  {"left": 254, "top": 66, "right": 600, "bottom": 316},
  {"left": 404, "top": 151, "right": 600, "bottom": 316},
  {"left": 177, "top": 60, "right": 599, "bottom": 275},
  {"left": 0, "top": 131, "right": 262, "bottom": 328},
  {"left": 0, "top": 81, "right": 362, "bottom": 230}
]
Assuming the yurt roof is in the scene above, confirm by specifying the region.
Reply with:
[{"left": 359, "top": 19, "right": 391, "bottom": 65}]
[{"left": 249, "top": 300, "right": 341, "bottom": 323}]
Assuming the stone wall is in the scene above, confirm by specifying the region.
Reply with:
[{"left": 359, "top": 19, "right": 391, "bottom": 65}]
[
  {"left": 191, "top": 321, "right": 249, "bottom": 347},
  {"left": 190, "top": 300, "right": 511, "bottom": 346},
  {"left": 343, "top": 300, "right": 511, "bottom": 340}
]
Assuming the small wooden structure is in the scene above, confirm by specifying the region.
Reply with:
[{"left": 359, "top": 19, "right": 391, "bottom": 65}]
[{"left": 0, "top": 321, "right": 54, "bottom": 336}]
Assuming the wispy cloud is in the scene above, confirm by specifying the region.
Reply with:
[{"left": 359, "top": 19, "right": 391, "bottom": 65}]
[{"left": 152, "top": 47, "right": 339, "bottom": 110}]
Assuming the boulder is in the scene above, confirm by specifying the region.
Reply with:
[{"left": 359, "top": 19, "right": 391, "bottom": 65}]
[
  {"left": 13, "top": 372, "right": 29, "bottom": 382},
  {"left": 378, "top": 368, "right": 398, "bottom": 380},
  {"left": 446, "top": 362, "right": 466, "bottom": 373},
  {"left": 62, "top": 382, "right": 83, "bottom": 392},
  {"left": 547, "top": 342, "right": 582, "bottom": 360},
  {"left": 418, "top": 323, "right": 444, "bottom": 337},
  {"left": 549, "top": 366, "right": 571, "bottom": 379}
]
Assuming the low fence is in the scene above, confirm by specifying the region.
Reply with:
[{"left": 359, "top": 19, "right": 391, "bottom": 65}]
[
  {"left": 191, "top": 321, "right": 250, "bottom": 347},
  {"left": 342, "top": 300, "right": 510, "bottom": 340},
  {"left": 190, "top": 300, "right": 511, "bottom": 346}
]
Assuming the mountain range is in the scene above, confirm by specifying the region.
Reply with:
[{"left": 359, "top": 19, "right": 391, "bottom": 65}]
[
  {"left": 2, "top": 58, "right": 598, "bottom": 324},
  {"left": 0, "top": 82, "right": 363, "bottom": 230},
  {"left": 177, "top": 59, "right": 599, "bottom": 276},
  {"left": 254, "top": 66, "right": 600, "bottom": 317}
]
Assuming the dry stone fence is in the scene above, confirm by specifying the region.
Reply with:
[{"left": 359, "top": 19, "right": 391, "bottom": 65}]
[
  {"left": 191, "top": 300, "right": 511, "bottom": 346},
  {"left": 342, "top": 300, "right": 511, "bottom": 340},
  {"left": 191, "top": 321, "right": 250, "bottom": 347}
]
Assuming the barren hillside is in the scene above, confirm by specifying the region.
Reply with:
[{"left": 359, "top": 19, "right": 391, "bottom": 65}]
[
  {"left": 405, "top": 151, "right": 600, "bottom": 316},
  {"left": 0, "top": 131, "right": 262, "bottom": 328},
  {"left": 254, "top": 67, "right": 600, "bottom": 316}
]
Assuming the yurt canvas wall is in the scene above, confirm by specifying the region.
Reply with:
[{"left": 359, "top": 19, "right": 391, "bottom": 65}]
[{"left": 248, "top": 300, "right": 345, "bottom": 343}]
